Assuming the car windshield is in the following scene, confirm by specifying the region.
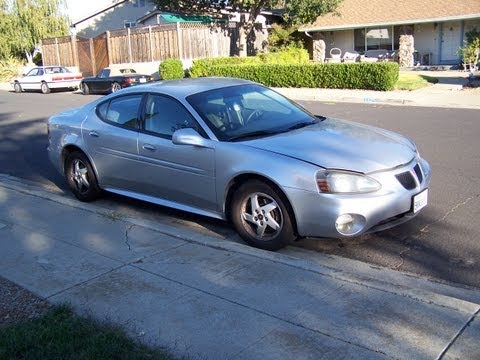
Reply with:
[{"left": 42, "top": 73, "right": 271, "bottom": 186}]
[{"left": 187, "top": 84, "right": 318, "bottom": 141}]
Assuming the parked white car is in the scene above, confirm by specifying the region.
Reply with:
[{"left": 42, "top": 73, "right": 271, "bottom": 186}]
[{"left": 11, "top": 66, "right": 83, "bottom": 94}]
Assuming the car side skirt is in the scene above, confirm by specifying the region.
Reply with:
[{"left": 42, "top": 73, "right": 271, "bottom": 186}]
[{"left": 103, "top": 187, "right": 226, "bottom": 221}]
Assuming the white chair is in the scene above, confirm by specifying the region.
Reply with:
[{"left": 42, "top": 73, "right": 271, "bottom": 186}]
[{"left": 342, "top": 51, "right": 360, "bottom": 62}]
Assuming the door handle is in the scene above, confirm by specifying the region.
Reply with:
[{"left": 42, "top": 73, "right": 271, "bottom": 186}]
[
  {"left": 142, "top": 144, "right": 156, "bottom": 151},
  {"left": 89, "top": 131, "right": 99, "bottom": 137}
]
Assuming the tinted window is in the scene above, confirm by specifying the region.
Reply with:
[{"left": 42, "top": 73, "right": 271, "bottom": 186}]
[
  {"left": 143, "top": 94, "right": 199, "bottom": 137},
  {"left": 97, "top": 95, "right": 142, "bottom": 129}
]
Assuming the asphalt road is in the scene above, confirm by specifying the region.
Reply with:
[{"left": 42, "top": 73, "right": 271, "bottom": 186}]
[{"left": 0, "top": 90, "right": 479, "bottom": 289}]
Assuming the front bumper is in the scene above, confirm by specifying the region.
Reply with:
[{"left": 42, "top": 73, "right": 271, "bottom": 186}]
[{"left": 288, "top": 158, "right": 431, "bottom": 238}]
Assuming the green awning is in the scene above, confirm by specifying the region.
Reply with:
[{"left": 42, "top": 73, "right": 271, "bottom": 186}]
[{"left": 160, "top": 14, "right": 214, "bottom": 23}]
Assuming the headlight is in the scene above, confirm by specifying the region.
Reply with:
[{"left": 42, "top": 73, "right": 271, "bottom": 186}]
[{"left": 317, "top": 171, "right": 381, "bottom": 194}]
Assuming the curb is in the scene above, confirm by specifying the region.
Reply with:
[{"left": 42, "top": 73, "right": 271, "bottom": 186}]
[{"left": 1, "top": 173, "right": 479, "bottom": 314}]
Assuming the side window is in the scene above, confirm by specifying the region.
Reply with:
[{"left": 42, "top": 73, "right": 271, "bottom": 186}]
[
  {"left": 27, "top": 69, "right": 38, "bottom": 76},
  {"left": 96, "top": 94, "right": 142, "bottom": 129},
  {"left": 143, "top": 94, "right": 200, "bottom": 137}
]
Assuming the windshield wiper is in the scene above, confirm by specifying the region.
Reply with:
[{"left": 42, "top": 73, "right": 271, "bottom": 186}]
[
  {"left": 227, "top": 130, "right": 276, "bottom": 142},
  {"left": 284, "top": 120, "right": 317, "bottom": 132}
]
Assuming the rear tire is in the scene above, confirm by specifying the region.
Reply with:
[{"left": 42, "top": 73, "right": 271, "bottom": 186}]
[
  {"left": 13, "top": 82, "right": 22, "bottom": 93},
  {"left": 41, "top": 82, "right": 51, "bottom": 94},
  {"left": 231, "top": 180, "right": 295, "bottom": 251},
  {"left": 65, "top": 151, "right": 101, "bottom": 202},
  {"left": 82, "top": 82, "right": 90, "bottom": 95},
  {"left": 111, "top": 82, "right": 121, "bottom": 93}
]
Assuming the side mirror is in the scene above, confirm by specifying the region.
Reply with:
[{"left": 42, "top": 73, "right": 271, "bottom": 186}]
[{"left": 172, "top": 128, "right": 210, "bottom": 148}]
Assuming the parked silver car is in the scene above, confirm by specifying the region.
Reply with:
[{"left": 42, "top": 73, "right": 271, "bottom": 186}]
[{"left": 47, "top": 77, "right": 430, "bottom": 250}]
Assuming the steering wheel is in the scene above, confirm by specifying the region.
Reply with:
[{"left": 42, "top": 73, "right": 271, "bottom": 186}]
[{"left": 245, "top": 109, "right": 263, "bottom": 124}]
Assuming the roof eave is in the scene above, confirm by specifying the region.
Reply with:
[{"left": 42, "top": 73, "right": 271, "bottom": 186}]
[
  {"left": 71, "top": 0, "right": 130, "bottom": 27},
  {"left": 299, "top": 13, "right": 480, "bottom": 32}
]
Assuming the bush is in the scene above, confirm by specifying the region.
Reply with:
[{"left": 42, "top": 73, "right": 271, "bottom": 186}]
[
  {"left": 189, "top": 47, "right": 310, "bottom": 78},
  {"left": 159, "top": 58, "right": 184, "bottom": 80},
  {"left": 0, "top": 57, "right": 23, "bottom": 82},
  {"left": 191, "top": 62, "right": 399, "bottom": 91}
]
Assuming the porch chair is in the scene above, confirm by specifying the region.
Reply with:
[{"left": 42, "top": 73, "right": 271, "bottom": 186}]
[{"left": 342, "top": 51, "right": 360, "bottom": 62}]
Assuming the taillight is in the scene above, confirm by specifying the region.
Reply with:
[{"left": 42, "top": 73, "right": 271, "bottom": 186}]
[{"left": 125, "top": 77, "right": 135, "bottom": 84}]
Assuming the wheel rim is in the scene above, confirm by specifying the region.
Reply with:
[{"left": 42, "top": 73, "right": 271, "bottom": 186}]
[
  {"left": 240, "top": 192, "right": 283, "bottom": 240},
  {"left": 71, "top": 159, "right": 90, "bottom": 194},
  {"left": 41, "top": 83, "right": 48, "bottom": 93},
  {"left": 82, "top": 84, "right": 88, "bottom": 94},
  {"left": 112, "top": 83, "right": 120, "bottom": 92},
  {"left": 14, "top": 83, "right": 20, "bottom": 92}
]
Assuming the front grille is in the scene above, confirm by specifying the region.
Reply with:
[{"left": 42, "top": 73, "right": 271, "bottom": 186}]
[
  {"left": 396, "top": 171, "right": 416, "bottom": 190},
  {"left": 413, "top": 163, "right": 423, "bottom": 184}
]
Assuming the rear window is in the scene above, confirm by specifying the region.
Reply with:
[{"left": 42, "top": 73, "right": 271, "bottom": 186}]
[{"left": 96, "top": 94, "right": 143, "bottom": 129}]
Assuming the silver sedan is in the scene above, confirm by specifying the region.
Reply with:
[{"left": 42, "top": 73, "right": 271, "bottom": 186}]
[{"left": 47, "top": 77, "right": 431, "bottom": 250}]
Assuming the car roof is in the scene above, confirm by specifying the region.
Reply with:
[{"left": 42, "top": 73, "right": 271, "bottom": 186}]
[{"left": 124, "top": 77, "right": 255, "bottom": 98}]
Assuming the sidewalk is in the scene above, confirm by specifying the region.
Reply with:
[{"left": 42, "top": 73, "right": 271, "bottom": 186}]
[
  {"left": 276, "top": 71, "right": 480, "bottom": 109},
  {"left": 0, "top": 174, "right": 479, "bottom": 359},
  {"left": 1, "top": 70, "right": 479, "bottom": 109}
]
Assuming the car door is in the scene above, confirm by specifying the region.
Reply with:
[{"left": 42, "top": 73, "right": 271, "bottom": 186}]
[
  {"left": 20, "top": 68, "right": 42, "bottom": 90},
  {"left": 82, "top": 93, "right": 145, "bottom": 191},
  {"left": 137, "top": 93, "right": 217, "bottom": 211},
  {"left": 90, "top": 68, "right": 112, "bottom": 93}
]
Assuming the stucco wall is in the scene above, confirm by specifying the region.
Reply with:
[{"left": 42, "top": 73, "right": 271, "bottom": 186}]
[
  {"left": 73, "top": 2, "right": 155, "bottom": 38},
  {"left": 413, "top": 23, "right": 438, "bottom": 65},
  {"left": 328, "top": 30, "right": 355, "bottom": 55}
]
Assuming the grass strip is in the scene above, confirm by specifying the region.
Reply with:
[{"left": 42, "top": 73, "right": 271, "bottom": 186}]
[{"left": 0, "top": 305, "right": 172, "bottom": 360}]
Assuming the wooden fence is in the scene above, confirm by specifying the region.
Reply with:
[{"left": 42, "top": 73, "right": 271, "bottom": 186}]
[{"left": 41, "top": 22, "right": 263, "bottom": 76}]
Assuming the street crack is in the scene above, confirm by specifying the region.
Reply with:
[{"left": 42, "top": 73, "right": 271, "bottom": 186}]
[
  {"left": 125, "top": 224, "right": 135, "bottom": 251},
  {"left": 420, "top": 195, "right": 477, "bottom": 234}
]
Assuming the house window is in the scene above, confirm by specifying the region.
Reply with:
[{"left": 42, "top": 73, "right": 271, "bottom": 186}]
[
  {"left": 124, "top": 21, "right": 137, "bottom": 28},
  {"left": 366, "top": 27, "right": 392, "bottom": 50},
  {"left": 355, "top": 26, "right": 401, "bottom": 52}
]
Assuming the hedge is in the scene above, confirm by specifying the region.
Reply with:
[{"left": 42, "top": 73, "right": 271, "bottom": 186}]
[
  {"left": 159, "top": 58, "right": 184, "bottom": 80},
  {"left": 189, "top": 62, "right": 400, "bottom": 91},
  {"left": 189, "top": 48, "right": 310, "bottom": 78}
]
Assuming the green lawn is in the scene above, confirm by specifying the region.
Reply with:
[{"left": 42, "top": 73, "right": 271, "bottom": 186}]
[
  {"left": 0, "top": 305, "right": 172, "bottom": 360},
  {"left": 395, "top": 72, "right": 438, "bottom": 90}
]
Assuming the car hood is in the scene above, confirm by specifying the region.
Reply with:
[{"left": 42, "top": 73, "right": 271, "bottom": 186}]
[{"left": 244, "top": 119, "right": 416, "bottom": 173}]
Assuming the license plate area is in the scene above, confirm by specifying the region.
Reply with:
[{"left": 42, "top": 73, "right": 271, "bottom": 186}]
[
  {"left": 139, "top": 78, "right": 147, "bottom": 83},
  {"left": 413, "top": 189, "right": 428, "bottom": 213}
]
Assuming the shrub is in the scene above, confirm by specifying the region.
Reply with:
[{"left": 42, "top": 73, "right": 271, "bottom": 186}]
[
  {"left": 191, "top": 62, "right": 399, "bottom": 91},
  {"left": 159, "top": 58, "right": 184, "bottom": 80},
  {"left": 189, "top": 47, "right": 310, "bottom": 78},
  {"left": 0, "top": 57, "right": 23, "bottom": 82}
]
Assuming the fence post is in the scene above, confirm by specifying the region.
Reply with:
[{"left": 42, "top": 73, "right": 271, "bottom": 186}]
[
  {"left": 71, "top": 36, "right": 79, "bottom": 69},
  {"left": 127, "top": 27, "right": 133, "bottom": 64},
  {"left": 89, "top": 38, "right": 96, "bottom": 75},
  {"left": 176, "top": 22, "right": 183, "bottom": 60},
  {"left": 55, "top": 38, "right": 60, "bottom": 65},
  {"left": 148, "top": 26, "right": 154, "bottom": 62},
  {"left": 106, "top": 31, "right": 111, "bottom": 66}
]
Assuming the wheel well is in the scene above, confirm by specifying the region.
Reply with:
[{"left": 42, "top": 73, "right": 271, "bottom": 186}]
[
  {"left": 61, "top": 145, "right": 86, "bottom": 172},
  {"left": 224, "top": 174, "right": 298, "bottom": 236}
]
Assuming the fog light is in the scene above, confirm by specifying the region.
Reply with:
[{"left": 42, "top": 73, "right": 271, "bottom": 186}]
[{"left": 335, "top": 214, "right": 365, "bottom": 236}]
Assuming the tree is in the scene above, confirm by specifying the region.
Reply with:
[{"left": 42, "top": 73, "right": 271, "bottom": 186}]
[
  {"left": 458, "top": 29, "right": 480, "bottom": 72},
  {"left": 151, "top": 0, "right": 342, "bottom": 56},
  {"left": 0, "top": 0, "right": 69, "bottom": 63}
]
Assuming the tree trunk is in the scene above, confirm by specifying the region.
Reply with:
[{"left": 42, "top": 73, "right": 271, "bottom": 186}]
[{"left": 25, "top": 51, "right": 34, "bottom": 65}]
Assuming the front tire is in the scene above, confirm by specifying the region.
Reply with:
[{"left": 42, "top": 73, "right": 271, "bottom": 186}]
[
  {"left": 41, "top": 82, "right": 51, "bottom": 94},
  {"left": 65, "top": 151, "right": 101, "bottom": 202},
  {"left": 231, "top": 180, "right": 295, "bottom": 251},
  {"left": 14, "top": 82, "right": 22, "bottom": 93}
]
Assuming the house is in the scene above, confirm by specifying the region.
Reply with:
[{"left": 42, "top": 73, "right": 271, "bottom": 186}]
[
  {"left": 299, "top": 0, "right": 480, "bottom": 65},
  {"left": 70, "top": 0, "right": 156, "bottom": 38}
]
